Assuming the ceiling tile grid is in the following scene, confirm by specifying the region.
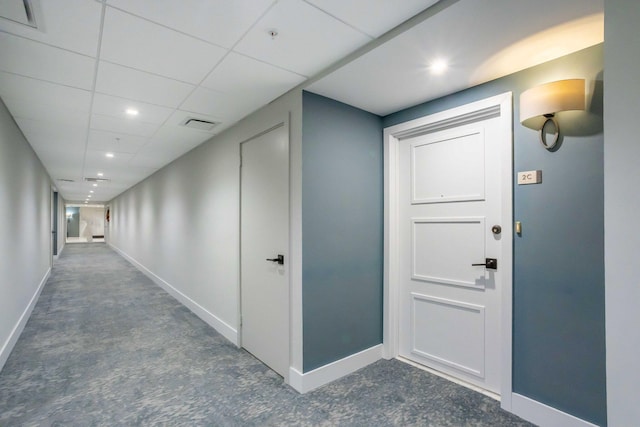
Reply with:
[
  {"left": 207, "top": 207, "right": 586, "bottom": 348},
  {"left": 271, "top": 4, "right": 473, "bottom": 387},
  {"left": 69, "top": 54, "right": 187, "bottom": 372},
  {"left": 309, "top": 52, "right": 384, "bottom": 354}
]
[
  {"left": 234, "top": 0, "right": 372, "bottom": 76},
  {"left": 1, "top": 0, "right": 557, "bottom": 202}
]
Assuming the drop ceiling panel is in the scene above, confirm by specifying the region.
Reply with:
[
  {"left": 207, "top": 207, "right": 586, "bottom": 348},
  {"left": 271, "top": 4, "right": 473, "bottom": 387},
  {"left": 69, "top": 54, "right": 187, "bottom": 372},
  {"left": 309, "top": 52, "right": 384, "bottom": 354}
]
[
  {"left": 201, "top": 52, "right": 306, "bottom": 104},
  {"left": 84, "top": 150, "right": 135, "bottom": 170},
  {"left": 0, "top": 72, "right": 92, "bottom": 114},
  {"left": 95, "top": 61, "right": 195, "bottom": 107},
  {"left": 0, "top": 0, "right": 102, "bottom": 56},
  {"left": 92, "top": 93, "right": 174, "bottom": 125},
  {"left": 0, "top": 33, "right": 95, "bottom": 89},
  {"left": 88, "top": 130, "right": 148, "bottom": 154},
  {"left": 3, "top": 97, "right": 90, "bottom": 130},
  {"left": 305, "top": 0, "right": 440, "bottom": 37},
  {"left": 129, "top": 148, "right": 184, "bottom": 169},
  {"left": 90, "top": 114, "right": 159, "bottom": 138},
  {"left": 181, "top": 86, "right": 257, "bottom": 121},
  {"left": 15, "top": 118, "right": 87, "bottom": 150},
  {"left": 36, "top": 147, "right": 85, "bottom": 169},
  {"left": 105, "top": 0, "right": 275, "bottom": 49},
  {"left": 235, "top": 0, "right": 372, "bottom": 76},
  {"left": 100, "top": 8, "right": 227, "bottom": 84}
]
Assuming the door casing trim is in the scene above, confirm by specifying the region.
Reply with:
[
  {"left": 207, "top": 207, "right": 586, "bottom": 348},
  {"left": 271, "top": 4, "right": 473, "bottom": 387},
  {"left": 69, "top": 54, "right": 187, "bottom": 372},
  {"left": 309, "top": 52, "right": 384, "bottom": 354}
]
[{"left": 382, "top": 92, "right": 514, "bottom": 410}]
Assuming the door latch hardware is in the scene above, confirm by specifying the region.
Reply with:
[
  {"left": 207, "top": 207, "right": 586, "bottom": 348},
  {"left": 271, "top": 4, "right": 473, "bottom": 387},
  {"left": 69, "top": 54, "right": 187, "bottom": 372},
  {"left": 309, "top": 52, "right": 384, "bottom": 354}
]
[
  {"left": 266, "top": 254, "right": 284, "bottom": 265},
  {"left": 491, "top": 225, "right": 502, "bottom": 235},
  {"left": 472, "top": 258, "right": 498, "bottom": 270}
]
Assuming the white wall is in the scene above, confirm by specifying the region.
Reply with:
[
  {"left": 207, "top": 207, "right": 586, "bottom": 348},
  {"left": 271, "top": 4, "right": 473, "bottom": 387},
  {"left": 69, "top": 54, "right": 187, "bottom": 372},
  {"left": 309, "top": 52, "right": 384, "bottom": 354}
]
[
  {"left": 0, "top": 98, "right": 52, "bottom": 371},
  {"left": 604, "top": 2, "right": 640, "bottom": 425},
  {"left": 108, "top": 89, "right": 303, "bottom": 372}
]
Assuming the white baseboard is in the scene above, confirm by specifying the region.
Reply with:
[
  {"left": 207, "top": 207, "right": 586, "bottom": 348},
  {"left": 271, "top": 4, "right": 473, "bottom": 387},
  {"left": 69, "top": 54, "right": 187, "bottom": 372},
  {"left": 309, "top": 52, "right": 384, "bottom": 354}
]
[
  {"left": 108, "top": 243, "right": 239, "bottom": 346},
  {"left": 511, "top": 393, "right": 599, "bottom": 427},
  {"left": 0, "top": 267, "right": 50, "bottom": 372},
  {"left": 289, "top": 344, "right": 383, "bottom": 393}
]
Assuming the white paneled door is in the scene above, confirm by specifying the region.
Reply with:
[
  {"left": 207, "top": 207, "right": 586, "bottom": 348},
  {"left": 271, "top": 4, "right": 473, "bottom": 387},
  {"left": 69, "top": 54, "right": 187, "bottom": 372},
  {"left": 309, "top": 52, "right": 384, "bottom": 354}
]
[
  {"left": 240, "top": 124, "right": 289, "bottom": 378},
  {"left": 394, "top": 96, "right": 512, "bottom": 395}
]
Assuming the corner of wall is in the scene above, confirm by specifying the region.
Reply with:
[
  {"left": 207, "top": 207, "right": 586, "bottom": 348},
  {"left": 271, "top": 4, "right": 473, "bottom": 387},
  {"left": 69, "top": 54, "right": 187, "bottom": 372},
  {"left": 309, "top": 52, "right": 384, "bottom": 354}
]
[{"left": 288, "top": 344, "right": 382, "bottom": 393}]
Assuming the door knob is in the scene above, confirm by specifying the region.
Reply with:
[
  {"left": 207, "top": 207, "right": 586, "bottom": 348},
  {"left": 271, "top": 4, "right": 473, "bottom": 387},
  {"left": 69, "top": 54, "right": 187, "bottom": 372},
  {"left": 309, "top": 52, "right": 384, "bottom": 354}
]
[
  {"left": 472, "top": 258, "right": 498, "bottom": 270},
  {"left": 266, "top": 254, "right": 284, "bottom": 265},
  {"left": 492, "top": 225, "right": 502, "bottom": 234}
]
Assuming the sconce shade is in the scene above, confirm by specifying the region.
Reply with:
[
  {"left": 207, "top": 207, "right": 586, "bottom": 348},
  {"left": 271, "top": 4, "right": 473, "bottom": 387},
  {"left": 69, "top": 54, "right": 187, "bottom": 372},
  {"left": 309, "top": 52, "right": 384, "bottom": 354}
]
[{"left": 520, "top": 79, "right": 585, "bottom": 123}]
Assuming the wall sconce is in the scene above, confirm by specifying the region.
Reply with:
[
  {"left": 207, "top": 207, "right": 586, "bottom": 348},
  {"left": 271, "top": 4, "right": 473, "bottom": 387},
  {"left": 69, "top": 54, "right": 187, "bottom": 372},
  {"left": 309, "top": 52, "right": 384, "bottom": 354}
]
[{"left": 520, "top": 79, "right": 586, "bottom": 149}]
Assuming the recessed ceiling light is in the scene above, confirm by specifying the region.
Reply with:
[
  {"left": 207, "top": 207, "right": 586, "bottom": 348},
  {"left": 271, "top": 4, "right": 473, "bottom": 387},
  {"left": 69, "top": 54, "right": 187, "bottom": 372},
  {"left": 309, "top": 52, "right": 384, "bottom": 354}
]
[
  {"left": 125, "top": 108, "right": 139, "bottom": 116},
  {"left": 97, "top": 172, "right": 104, "bottom": 177},
  {"left": 429, "top": 59, "right": 448, "bottom": 75},
  {"left": 90, "top": 190, "right": 94, "bottom": 193},
  {"left": 88, "top": 195, "right": 92, "bottom": 198},
  {"left": 93, "top": 183, "right": 98, "bottom": 187},
  {"left": 106, "top": 153, "right": 114, "bottom": 158},
  {"left": 85, "top": 201, "right": 89, "bottom": 204}
]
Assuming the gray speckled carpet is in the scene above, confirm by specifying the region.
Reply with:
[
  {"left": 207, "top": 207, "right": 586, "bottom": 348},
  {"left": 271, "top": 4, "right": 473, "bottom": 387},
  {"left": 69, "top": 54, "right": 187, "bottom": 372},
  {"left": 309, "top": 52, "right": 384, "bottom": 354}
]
[{"left": 0, "top": 243, "right": 532, "bottom": 426}]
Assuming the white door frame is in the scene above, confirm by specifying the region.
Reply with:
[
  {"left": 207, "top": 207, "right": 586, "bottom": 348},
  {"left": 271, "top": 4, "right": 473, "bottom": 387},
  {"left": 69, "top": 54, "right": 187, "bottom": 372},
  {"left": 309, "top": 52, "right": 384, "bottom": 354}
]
[{"left": 383, "top": 92, "right": 513, "bottom": 410}]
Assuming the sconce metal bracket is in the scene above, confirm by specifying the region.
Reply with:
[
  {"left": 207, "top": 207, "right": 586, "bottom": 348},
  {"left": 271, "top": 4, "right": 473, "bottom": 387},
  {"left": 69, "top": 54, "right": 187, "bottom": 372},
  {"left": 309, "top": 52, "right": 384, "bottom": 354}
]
[{"left": 540, "top": 114, "right": 559, "bottom": 150}]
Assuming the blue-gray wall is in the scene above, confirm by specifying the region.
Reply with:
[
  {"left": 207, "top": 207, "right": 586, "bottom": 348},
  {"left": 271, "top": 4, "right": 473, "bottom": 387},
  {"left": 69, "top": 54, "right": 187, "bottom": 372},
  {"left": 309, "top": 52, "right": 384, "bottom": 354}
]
[
  {"left": 302, "top": 91, "right": 383, "bottom": 372},
  {"left": 383, "top": 45, "right": 605, "bottom": 426}
]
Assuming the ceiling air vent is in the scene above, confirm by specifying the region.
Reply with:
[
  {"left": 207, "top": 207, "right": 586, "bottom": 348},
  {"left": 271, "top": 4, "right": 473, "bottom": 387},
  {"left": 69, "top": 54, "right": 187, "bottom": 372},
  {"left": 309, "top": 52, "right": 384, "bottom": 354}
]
[
  {"left": 181, "top": 117, "right": 219, "bottom": 132},
  {"left": 57, "top": 178, "right": 75, "bottom": 183},
  {"left": 0, "top": 0, "right": 40, "bottom": 29},
  {"left": 84, "top": 177, "right": 111, "bottom": 183}
]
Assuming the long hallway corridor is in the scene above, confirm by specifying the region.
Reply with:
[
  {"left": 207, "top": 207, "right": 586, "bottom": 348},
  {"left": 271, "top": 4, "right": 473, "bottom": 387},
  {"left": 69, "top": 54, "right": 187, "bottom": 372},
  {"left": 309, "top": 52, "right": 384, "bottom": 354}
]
[{"left": 0, "top": 244, "right": 530, "bottom": 426}]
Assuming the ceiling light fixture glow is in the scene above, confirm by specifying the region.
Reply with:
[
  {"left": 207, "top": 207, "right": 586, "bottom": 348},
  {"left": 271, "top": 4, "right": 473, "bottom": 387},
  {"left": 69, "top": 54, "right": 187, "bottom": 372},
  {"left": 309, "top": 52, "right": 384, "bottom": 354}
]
[
  {"left": 429, "top": 59, "right": 448, "bottom": 75},
  {"left": 125, "top": 108, "right": 139, "bottom": 116},
  {"left": 97, "top": 172, "right": 104, "bottom": 177},
  {"left": 90, "top": 190, "right": 94, "bottom": 193},
  {"left": 93, "top": 183, "right": 98, "bottom": 187},
  {"left": 106, "top": 153, "right": 114, "bottom": 158}
]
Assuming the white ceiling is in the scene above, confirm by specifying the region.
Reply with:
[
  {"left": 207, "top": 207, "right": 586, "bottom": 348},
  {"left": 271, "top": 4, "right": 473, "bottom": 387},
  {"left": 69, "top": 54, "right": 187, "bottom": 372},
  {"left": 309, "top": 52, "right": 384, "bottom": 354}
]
[
  {"left": 0, "top": 0, "right": 603, "bottom": 203},
  {"left": 0, "top": 0, "right": 438, "bottom": 203},
  {"left": 308, "top": 0, "right": 604, "bottom": 116}
]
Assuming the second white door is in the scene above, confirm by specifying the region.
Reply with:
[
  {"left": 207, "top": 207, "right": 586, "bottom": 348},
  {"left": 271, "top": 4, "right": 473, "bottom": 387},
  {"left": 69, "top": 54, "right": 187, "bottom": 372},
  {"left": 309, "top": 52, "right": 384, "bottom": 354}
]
[{"left": 240, "top": 124, "right": 289, "bottom": 378}]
